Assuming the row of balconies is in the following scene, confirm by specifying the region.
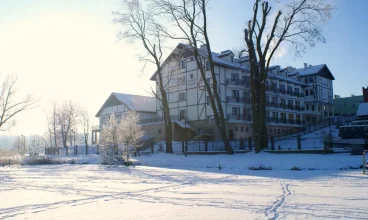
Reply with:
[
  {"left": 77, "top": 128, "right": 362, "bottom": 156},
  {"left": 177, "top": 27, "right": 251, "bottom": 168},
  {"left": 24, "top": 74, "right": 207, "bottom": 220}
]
[
  {"left": 266, "top": 102, "right": 305, "bottom": 111},
  {"left": 226, "top": 78, "right": 250, "bottom": 86},
  {"left": 226, "top": 96, "right": 251, "bottom": 104},
  {"left": 227, "top": 114, "right": 305, "bottom": 125},
  {"left": 266, "top": 86, "right": 304, "bottom": 97}
]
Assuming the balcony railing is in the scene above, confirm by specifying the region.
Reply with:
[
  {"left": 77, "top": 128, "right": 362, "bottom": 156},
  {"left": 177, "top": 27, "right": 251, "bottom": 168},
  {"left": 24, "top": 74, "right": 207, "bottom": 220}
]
[
  {"left": 265, "top": 86, "right": 305, "bottom": 98},
  {"left": 226, "top": 96, "right": 251, "bottom": 105},
  {"left": 227, "top": 114, "right": 252, "bottom": 121},
  {"left": 226, "top": 79, "right": 248, "bottom": 86}
]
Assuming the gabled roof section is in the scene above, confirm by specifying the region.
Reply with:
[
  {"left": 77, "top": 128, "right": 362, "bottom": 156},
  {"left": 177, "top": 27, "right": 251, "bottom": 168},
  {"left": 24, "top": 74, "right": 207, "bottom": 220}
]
[
  {"left": 288, "top": 64, "right": 335, "bottom": 80},
  {"left": 95, "top": 93, "right": 156, "bottom": 117},
  {"left": 149, "top": 43, "right": 249, "bottom": 81}
]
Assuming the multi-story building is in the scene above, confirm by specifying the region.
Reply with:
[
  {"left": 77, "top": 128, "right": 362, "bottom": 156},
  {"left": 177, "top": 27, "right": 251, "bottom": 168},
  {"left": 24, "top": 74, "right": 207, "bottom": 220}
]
[
  {"left": 287, "top": 63, "right": 335, "bottom": 124},
  {"left": 94, "top": 43, "right": 335, "bottom": 142},
  {"left": 149, "top": 43, "right": 335, "bottom": 140}
]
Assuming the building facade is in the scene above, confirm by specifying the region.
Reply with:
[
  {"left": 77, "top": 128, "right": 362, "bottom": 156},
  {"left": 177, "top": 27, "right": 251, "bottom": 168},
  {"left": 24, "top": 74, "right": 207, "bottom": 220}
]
[
  {"left": 149, "top": 43, "right": 335, "bottom": 140},
  {"left": 94, "top": 44, "right": 336, "bottom": 142},
  {"left": 333, "top": 95, "right": 363, "bottom": 116}
]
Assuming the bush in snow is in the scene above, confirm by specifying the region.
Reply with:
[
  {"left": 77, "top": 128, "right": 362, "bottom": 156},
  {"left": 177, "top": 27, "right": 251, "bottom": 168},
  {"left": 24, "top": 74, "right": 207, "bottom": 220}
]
[
  {"left": 100, "top": 111, "right": 144, "bottom": 165},
  {"left": 249, "top": 165, "right": 272, "bottom": 170},
  {"left": 291, "top": 166, "right": 302, "bottom": 171}
]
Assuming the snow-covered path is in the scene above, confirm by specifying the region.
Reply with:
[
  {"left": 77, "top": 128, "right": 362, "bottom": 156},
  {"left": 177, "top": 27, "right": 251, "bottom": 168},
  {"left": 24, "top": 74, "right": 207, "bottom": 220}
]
[{"left": 0, "top": 163, "right": 367, "bottom": 220}]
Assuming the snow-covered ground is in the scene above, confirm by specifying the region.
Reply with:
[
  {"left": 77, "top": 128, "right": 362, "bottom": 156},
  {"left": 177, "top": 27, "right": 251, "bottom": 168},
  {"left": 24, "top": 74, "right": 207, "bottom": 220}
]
[{"left": 0, "top": 153, "right": 367, "bottom": 219}]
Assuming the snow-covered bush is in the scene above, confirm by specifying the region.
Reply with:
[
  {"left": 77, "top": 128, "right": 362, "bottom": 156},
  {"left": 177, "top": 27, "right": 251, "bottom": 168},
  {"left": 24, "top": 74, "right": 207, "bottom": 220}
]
[{"left": 100, "top": 111, "right": 143, "bottom": 165}]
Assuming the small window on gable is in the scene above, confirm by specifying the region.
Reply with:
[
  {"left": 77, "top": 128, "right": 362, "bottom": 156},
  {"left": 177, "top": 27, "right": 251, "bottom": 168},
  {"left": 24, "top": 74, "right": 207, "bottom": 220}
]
[
  {"left": 205, "top": 61, "right": 210, "bottom": 71},
  {"left": 230, "top": 56, "right": 234, "bottom": 63},
  {"left": 181, "top": 59, "right": 186, "bottom": 68}
]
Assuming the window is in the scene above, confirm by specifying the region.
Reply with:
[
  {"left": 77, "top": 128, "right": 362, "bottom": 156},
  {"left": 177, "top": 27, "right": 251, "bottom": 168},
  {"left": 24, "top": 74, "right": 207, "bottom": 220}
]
[
  {"left": 274, "top": 128, "right": 276, "bottom": 133},
  {"left": 190, "top": 57, "right": 195, "bottom": 61},
  {"left": 231, "top": 73, "right": 239, "bottom": 81},
  {"left": 279, "top": 84, "right": 286, "bottom": 93},
  {"left": 272, "top": 82, "right": 277, "bottom": 89},
  {"left": 305, "top": 90, "right": 309, "bottom": 96},
  {"left": 310, "top": 89, "right": 314, "bottom": 96},
  {"left": 278, "top": 129, "right": 280, "bottom": 134},
  {"left": 205, "top": 61, "right": 210, "bottom": 71},
  {"left": 158, "top": 129, "right": 162, "bottom": 134},
  {"left": 235, "top": 126, "right": 238, "bottom": 132},
  {"left": 269, "top": 128, "right": 272, "bottom": 134},
  {"left": 179, "top": 109, "right": 186, "bottom": 120},
  {"left": 178, "top": 76, "right": 186, "bottom": 85},
  {"left": 288, "top": 100, "right": 293, "bottom": 109},
  {"left": 295, "top": 101, "right": 300, "bottom": 108},
  {"left": 241, "top": 127, "right": 244, "bottom": 132},
  {"left": 272, "top": 112, "right": 278, "bottom": 121},
  {"left": 281, "top": 99, "right": 286, "bottom": 108},
  {"left": 306, "top": 104, "right": 309, "bottom": 110},
  {"left": 115, "top": 113, "right": 121, "bottom": 123},
  {"left": 230, "top": 56, "right": 234, "bottom": 63},
  {"left": 246, "top": 127, "right": 249, "bottom": 132},
  {"left": 304, "top": 78, "right": 308, "bottom": 83},
  {"left": 294, "top": 88, "right": 299, "bottom": 95},
  {"left": 311, "top": 105, "right": 315, "bottom": 111},
  {"left": 265, "top": 81, "right": 269, "bottom": 88},
  {"left": 206, "top": 96, "right": 211, "bottom": 105},
  {"left": 232, "top": 107, "right": 240, "bottom": 115},
  {"left": 179, "top": 93, "right": 186, "bottom": 101},
  {"left": 287, "top": 86, "right": 292, "bottom": 94},
  {"left": 181, "top": 59, "right": 186, "bottom": 68},
  {"left": 231, "top": 90, "right": 239, "bottom": 98},
  {"left": 318, "top": 105, "right": 321, "bottom": 112},
  {"left": 309, "top": 76, "right": 314, "bottom": 83}
]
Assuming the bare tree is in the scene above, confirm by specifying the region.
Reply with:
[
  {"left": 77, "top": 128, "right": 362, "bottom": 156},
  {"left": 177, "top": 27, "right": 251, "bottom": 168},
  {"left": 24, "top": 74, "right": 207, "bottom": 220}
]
[
  {"left": 114, "top": 0, "right": 176, "bottom": 153},
  {"left": 243, "top": 0, "right": 333, "bottom": 153},
  {"left": 47, "top": 103, "right": 60, "bottom": 155},
  {"left": 56, "top": 101, "right": 81, "bottom": 155},
  {"left": 0, "top": 74, "right": 38, "bottom": 131},
  {"left": 28, "top": 134, "right": 43, "bottom": 156},
  {"left": 120, "top": 111, "right": 144, "bottom": 161},
  {"left": 81, "top": 108, "right": 90, "bottom": 155},
  {"left": 153, "top": 0, "right": 234, "bottom": 154}
]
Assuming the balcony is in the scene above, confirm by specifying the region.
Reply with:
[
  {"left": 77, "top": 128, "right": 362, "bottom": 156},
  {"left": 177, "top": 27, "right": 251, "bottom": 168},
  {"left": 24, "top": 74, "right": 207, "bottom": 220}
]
[
  {"left": 226, "top": 96, "right": 251, "bottom": 105},
  {"left": 227, "top": 114, "right": 252, "bottom": 121},
  {"left": 226, "top": 79, "right": 247, "bottom": 86}
]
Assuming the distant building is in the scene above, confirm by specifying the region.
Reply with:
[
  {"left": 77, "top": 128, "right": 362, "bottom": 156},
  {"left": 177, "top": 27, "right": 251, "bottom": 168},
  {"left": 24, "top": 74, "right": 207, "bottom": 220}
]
[
  {"left": 333, "top": 95, "right": 363, "bottom": 116},
  {"left": 363, "top": 86, "right": 368, "bottom": 103},
  {"left": 92, "top": 93, "right": 156, "bottom": 144}
]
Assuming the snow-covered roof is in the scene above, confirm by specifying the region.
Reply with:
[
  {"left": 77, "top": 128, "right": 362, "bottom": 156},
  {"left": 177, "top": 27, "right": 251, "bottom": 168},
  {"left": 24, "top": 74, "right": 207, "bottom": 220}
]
[
  {"left": 95, "top": 93, "right": 156, "bottom": 117},
  {"left": 268, "top": 74, "right": 305, "bottom": 86},
  {"left": 356, "top": 103, "right": 368, "bottom": 117},
  {"left": 288, "top": 64, "right": 335, "bottom": 80}
]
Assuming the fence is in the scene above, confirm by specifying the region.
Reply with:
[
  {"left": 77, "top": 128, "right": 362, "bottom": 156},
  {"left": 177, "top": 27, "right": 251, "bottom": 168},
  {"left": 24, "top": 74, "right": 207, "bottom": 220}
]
[
  {"left": 272, "top": 115, "right": 355, "bottom": 142},
  {"left": 45, "top": 145, "right": 100, "bottom": 156}
]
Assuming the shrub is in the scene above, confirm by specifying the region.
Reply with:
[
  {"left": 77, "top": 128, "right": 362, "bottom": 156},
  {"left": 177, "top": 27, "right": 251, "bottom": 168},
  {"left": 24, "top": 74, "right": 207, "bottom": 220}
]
[
  {"left": 249, "top": 165, "right": 272, "bottom": 170},
  {"left": 291, "top": 166, "right": 302, "bottom": 171}
]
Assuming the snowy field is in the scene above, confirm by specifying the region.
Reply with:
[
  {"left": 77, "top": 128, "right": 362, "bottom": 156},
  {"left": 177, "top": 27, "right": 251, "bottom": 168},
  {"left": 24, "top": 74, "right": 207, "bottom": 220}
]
[{"left": 0, "top": 153, "right": 367, "bottom": 220}]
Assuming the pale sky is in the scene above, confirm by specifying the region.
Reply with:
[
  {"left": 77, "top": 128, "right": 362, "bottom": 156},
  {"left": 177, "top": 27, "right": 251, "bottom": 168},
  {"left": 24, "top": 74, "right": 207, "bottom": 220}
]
[{"left": 0, "top": 0, "right": 366, "bottom": 136}]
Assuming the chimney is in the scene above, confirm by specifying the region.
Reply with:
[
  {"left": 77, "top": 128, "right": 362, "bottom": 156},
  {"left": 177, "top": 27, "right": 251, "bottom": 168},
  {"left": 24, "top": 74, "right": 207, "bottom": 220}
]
[
  {"left": 200, "top": 44, "right": 208, "bottom": 51},
  {"left": 304, "top": 63, "right": 307, "bottom": 69},
  {"left": 309, "top": 64, "right": 312, "bottom": 67}
]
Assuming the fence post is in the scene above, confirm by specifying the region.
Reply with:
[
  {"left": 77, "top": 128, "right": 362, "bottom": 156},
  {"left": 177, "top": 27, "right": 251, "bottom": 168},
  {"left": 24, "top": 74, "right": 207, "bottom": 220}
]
[
  {"left": 297, "top": 135, "right": 301, "bottom": 150},
  {"left": 97, "top": 145, "right": 99, "bottom": 155},
  {"left": 248, "top": 137, "right": 252, "bottom": 151},
  {"left": 271, "top": 136, "right": 275, "bottom": 150},
  {"left": 205, "top": 140, "right": 208, "bottom": 152},
  {"left": 182, "top": 141, "right": 185, "bottom": 153},
  {"left": 363, "top": 151, "right": 366, "bottom": 175}
]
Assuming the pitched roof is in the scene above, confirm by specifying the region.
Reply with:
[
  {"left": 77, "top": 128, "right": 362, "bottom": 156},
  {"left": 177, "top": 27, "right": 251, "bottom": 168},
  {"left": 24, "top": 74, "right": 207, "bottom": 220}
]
[
  {"left": 95, "top": 93, "right": 156, "bottom": 117},
  {"left": 288, "top": 64, "right": 335, "bottom": 80}
]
